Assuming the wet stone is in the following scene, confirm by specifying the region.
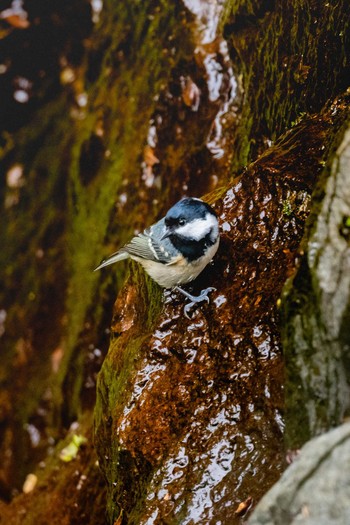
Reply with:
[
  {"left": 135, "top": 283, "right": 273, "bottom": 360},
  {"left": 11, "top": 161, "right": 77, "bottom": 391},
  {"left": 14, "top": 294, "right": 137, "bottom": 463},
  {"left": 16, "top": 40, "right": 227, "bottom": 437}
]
[
  {"left": 95, "top": 95, "right": 350, "bottom": 524},
  {"left": 248, "top": 422, "right": 350, "bottom": 525}
]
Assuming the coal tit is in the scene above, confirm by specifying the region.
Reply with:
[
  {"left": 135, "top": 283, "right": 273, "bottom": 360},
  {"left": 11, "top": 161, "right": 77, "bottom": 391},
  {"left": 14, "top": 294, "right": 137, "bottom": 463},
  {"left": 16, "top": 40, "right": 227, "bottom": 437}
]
[{"left": 94, "top": 197, "right": 220, "bottom": 316}]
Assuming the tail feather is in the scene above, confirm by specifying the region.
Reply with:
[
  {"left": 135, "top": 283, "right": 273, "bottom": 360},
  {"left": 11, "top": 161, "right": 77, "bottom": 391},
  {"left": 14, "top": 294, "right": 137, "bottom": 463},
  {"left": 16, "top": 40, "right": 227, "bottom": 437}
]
[{"left": 94, "top": 250, "right": 129, "bottom": 271}]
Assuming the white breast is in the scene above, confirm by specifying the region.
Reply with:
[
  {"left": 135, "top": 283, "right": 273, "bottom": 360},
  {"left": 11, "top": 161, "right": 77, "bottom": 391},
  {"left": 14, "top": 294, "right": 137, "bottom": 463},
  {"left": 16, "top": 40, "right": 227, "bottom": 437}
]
[{"left": 131, "top": 236, "right": 219, "bottom": 288}]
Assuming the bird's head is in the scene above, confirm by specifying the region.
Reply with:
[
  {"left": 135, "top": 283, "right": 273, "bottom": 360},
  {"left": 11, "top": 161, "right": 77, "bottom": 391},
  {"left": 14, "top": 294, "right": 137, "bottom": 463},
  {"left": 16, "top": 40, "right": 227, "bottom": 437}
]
[{"left": 161, "top": 198, "right": 218, "bottom": 248}]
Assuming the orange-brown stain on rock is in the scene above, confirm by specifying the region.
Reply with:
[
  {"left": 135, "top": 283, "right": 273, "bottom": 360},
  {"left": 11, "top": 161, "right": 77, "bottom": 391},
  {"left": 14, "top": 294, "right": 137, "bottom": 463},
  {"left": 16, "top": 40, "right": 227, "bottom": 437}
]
[{"left": 96, "top": 96, "right": 350, "bottom": 524}]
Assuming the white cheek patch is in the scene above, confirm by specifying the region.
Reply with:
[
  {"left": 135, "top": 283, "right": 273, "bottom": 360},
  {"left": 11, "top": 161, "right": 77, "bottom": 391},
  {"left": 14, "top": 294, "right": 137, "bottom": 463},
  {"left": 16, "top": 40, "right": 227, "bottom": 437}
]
[{"left": 176, "top": 213, "right": 218, "bottom": 240}]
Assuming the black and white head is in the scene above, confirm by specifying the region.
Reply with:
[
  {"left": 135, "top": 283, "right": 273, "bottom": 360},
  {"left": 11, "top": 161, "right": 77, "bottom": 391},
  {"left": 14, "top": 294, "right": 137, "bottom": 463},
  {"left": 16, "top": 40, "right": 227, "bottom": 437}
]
[{"left": 162, "top": 197, "right": 219, "bottom": 261}]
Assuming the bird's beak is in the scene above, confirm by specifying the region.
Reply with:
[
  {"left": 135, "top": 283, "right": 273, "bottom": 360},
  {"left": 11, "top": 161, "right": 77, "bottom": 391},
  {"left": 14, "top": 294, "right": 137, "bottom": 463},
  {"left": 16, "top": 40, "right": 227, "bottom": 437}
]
[{"left": 160, "top": 230, "right": 171, "bottom": 241}]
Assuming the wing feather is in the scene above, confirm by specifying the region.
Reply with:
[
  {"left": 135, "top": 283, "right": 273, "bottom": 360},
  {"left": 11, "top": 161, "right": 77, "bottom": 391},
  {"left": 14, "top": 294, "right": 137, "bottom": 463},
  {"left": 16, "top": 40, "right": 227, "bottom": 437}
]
[
  {"left": 95, "top": 217, "right": 173, "bottom": 271},
  {"left": 94, "top": 250, "right": 129, "bottom": 271},
  {"left": 124, "top": 232, "right": 172, "bottom": 264},
  {"left": 124, "top": 234, "right": 157, "bottom": 260}
]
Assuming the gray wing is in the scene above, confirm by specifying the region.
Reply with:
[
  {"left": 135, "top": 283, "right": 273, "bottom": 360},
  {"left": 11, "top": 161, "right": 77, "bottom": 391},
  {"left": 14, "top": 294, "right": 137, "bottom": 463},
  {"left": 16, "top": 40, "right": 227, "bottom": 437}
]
[
  {"left": 94, "top": 218, "right": 175, "bottom": 271},
  {"left": 123, "top": 218, "right": 174, "bottom": 264}
]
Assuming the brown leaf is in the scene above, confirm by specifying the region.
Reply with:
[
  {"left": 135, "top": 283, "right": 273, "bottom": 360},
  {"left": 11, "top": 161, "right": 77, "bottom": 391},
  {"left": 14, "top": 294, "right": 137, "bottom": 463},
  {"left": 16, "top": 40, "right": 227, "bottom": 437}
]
[
  {"left": 143, "top": 145, "right": 159, "bottom": 167},
  {"left": 234, "top": 496, "right": 253, "bottom": 516},
  {"left": 181, "top": 76, "right": 200, "bottom": 111},
  {"left": 0, "top": 8, "right": 30, "bottom": 29}
]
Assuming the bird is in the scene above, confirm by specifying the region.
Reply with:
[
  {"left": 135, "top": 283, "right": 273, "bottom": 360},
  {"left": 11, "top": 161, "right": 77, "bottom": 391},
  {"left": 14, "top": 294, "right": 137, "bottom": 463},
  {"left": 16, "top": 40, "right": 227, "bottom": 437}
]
[{"left": 94, "top": 197, "right": 220, "bottom": 317}]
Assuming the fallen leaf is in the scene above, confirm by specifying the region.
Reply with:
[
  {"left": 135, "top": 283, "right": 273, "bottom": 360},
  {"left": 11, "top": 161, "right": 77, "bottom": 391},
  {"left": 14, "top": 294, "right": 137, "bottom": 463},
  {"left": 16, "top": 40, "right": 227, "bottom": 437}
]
[
  {"left": 181, "top": 76, "right": 200, "bottom": 111},
  {"left": 234, "top": 496, "right": 252, "bottom": 516},
  {"left": 2, "top": 13, "right": 30, "bottom": 28},
  {"left": 0, "top": 5, "right": 30, "bottom": 29},
  {"left": 143, "top": 145, "right": 159, "bottom": 167}
]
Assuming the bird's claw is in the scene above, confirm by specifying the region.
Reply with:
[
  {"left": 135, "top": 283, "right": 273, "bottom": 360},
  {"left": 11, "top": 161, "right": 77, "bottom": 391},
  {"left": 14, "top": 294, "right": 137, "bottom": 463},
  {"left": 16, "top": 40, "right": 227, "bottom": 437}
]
[
  {"left": 184, "top": 302, "right": 195, "bottom": 319},
  {"left": 175, "top": 286, "right": 216, "bottom": 319},
  {"left": 198, "top": 287, "right": 216, "bottom": 303}
]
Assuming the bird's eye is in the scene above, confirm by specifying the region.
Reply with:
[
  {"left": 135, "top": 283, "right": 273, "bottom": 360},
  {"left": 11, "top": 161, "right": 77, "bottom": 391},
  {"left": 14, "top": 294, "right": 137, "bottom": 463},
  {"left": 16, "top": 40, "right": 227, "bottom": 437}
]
[{"left": 178, "top": 218, "right": 186, "bottom": 226}]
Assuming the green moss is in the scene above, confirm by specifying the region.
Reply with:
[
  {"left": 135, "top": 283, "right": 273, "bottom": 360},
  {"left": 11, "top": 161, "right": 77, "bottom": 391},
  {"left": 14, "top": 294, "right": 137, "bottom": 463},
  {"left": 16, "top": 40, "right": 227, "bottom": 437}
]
[
  {"left": 222, "top": 0, "right": 350, "bottom": 171},
  {"left": 59, "top": 0, "right": 194, "bottom": 417},
  {"left": 95, "top": 265, "right": 162, "bottom": 523}
]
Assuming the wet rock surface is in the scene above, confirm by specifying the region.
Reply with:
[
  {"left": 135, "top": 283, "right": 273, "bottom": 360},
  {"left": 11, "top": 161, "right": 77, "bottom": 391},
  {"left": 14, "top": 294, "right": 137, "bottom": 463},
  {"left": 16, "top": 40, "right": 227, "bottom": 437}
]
[
  {"left": 247, "top": 111, "right": 350, "bottom": 525},
  {"left": 95, "top": 96, "right": 350, "bottom": 524},
  {"left": 248, "top": 422, "right": 350, "bottom": 525},
  {"left": 282, "top": 121, "right": 350, "bottom": 448}
]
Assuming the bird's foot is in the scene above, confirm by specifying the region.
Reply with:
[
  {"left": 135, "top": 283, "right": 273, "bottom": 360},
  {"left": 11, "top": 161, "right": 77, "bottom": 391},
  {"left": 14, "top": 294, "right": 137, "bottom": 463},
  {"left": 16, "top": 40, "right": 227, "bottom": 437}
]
[{"left": 174, "top": 286, "right": 216, "bottom": 319}]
